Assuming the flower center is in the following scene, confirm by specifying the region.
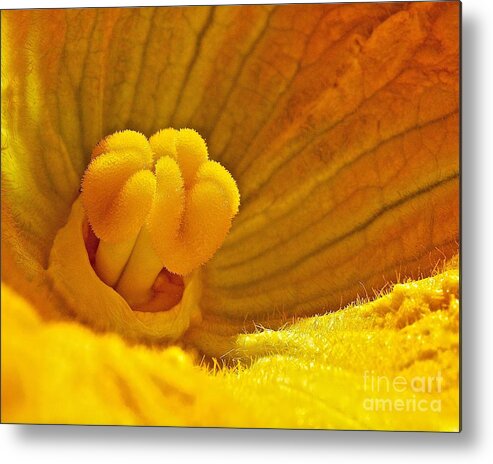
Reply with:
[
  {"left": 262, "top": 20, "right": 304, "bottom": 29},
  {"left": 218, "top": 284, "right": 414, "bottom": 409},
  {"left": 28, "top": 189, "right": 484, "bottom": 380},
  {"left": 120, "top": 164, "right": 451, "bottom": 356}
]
[{"left": 81, "top": 129, "right": 240, "bottom": 311}]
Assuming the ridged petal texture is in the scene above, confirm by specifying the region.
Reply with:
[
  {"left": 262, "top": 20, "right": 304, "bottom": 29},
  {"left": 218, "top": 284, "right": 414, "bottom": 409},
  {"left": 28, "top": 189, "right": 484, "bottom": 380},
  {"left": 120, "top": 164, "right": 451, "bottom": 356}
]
[{"left": 1, "top": 3, "right": 459, "bottom": 428}]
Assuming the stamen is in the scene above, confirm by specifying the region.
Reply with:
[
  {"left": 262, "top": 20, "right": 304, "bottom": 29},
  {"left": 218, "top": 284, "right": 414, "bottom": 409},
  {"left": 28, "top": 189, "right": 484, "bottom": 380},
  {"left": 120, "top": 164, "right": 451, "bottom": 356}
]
[
  {"left": 95, "top": 238, "right": 139, "bottom": 287},
  {"left": 81, "top": 128, "right": 240, "bottom": 312},
  {"left": 115, "top": 228, "right": 163, "bottom": 307},
  {"left": 81, "top": 130, "right": 156, "bottom": 286},
  {"left": 150, "top": 128, "right": 208, "bottom": 188},
  {"left": 147, "top": 159, "right": 240, "bottom": 275}
]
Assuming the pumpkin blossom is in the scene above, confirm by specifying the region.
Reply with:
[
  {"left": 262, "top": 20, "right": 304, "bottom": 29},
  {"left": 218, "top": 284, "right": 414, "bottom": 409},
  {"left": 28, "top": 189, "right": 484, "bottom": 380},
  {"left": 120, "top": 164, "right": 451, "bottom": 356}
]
[{"left": 1, "top": 2, "right": 459, "bottom": 430}]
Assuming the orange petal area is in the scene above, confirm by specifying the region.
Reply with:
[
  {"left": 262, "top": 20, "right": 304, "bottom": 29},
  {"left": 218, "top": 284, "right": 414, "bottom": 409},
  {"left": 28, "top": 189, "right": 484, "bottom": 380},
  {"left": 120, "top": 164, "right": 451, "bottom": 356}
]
[
  {"left": 189, "top": 2, "right": 460, "bottom": 349},
  {"left": 2, "top": 5, "right": 458, "bottom": 340}
]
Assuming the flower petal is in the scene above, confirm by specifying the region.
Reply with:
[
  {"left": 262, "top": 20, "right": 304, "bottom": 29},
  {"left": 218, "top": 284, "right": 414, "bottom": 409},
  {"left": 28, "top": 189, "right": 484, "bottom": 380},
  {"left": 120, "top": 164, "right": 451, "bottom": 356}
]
[
  {"left": 2, "top": 263, "right": 458, "bottom": 430},
  {"left": 2, "top": 4, "right": 459, "bottom": 350},
  {"left": 0, "top": 282, "right": 247, "bottom": 426},
  {"left": 2, "top": 9, "right": 111, "bottom": 274},
  {"left": 187, "top": 2, "right": 460, "bottom": 348}
]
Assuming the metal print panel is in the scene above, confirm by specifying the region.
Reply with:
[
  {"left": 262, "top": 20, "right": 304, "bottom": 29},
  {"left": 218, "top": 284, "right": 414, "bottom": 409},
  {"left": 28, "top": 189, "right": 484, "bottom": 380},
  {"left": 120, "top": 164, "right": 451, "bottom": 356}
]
[{"left": 1, "top": 1, "right": 460, "bottom": 430}]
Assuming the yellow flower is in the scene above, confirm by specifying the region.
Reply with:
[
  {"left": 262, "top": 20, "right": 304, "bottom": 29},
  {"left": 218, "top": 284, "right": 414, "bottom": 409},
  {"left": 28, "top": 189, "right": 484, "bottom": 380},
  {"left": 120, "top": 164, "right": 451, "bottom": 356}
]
[{"left": 1, "top": 2, "right": 459, "bottom": 430}]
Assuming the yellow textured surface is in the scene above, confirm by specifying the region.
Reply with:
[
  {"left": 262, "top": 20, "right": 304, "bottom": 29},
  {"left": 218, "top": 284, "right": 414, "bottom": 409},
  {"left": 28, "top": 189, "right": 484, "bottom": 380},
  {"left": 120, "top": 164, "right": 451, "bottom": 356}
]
[
  {"left": 2, "top": 265, "right": 459, "bottom": 430},
  {"left": 1, "top": 4, "right": 459, "bottom": 429},
  {"left": 81, "top": 130, "right": 155, "bottom": 243},
  {"left": 148, "top": 129, "right": 240, "bottom": 276},
  {"left": 82, "top": 128, "right": 240, "bottom": 277}
]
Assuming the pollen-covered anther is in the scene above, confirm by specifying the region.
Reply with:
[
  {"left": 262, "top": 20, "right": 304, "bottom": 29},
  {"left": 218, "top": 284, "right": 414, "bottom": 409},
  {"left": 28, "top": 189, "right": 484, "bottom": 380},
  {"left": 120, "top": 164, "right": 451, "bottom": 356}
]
[
  {"left": 81, "top": 130, "right": 156, "bottom": 288},
  {"left": 146, "top": 128, "right": 240, "bottom": 276},
  {"left": 81, "top": 128, "right": 240, "bottom": 310}
]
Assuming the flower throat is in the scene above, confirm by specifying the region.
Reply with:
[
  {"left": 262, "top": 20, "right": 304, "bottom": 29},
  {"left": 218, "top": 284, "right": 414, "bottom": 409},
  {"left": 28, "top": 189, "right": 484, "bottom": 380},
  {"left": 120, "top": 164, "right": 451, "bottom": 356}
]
[{"left": 81, "top": 129, "right": 240, "bottom": 312}]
